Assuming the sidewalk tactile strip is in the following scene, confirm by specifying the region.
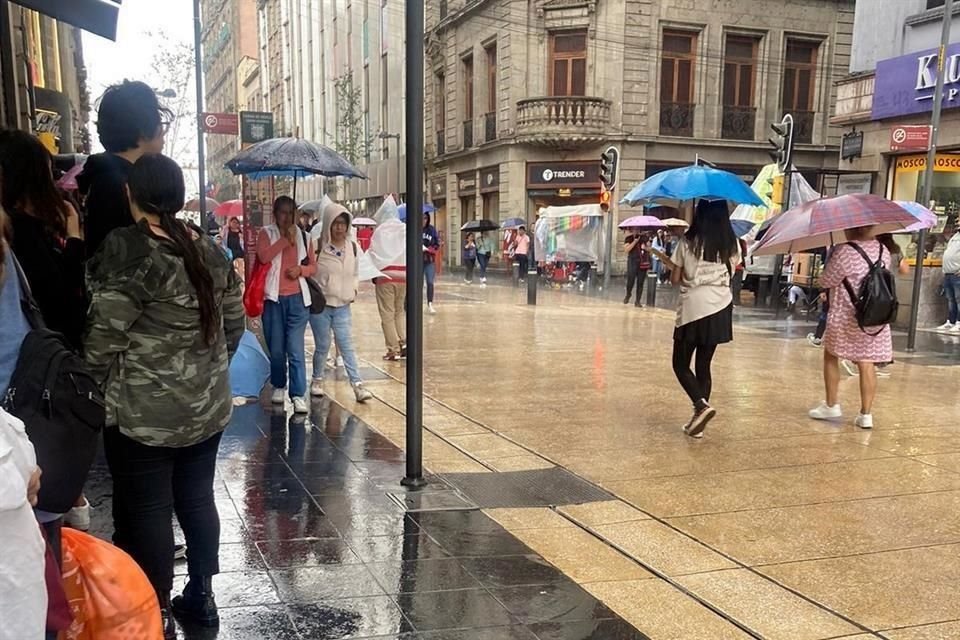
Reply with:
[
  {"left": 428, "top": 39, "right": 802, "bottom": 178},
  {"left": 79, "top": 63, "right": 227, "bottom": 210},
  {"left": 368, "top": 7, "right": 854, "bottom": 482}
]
[{"left": 440, "top": 468, "right": 613, "bottom": 508}]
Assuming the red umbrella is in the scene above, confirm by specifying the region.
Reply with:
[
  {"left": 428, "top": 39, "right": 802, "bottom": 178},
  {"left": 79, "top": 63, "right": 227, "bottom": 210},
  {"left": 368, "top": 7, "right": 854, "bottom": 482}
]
[
  {"left": 184, "top": 197, "right": 220, "bottom": 212},
  {"left": 214, "top": 199, "right": 244, "bottom": 219},
  {"left": 753, "top": 194, "right": 917, "bottom": 256}
]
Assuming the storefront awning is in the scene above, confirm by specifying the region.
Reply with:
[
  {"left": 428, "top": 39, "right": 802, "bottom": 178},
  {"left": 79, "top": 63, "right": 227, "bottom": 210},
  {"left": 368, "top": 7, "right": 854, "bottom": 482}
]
[{"left": 9, "top": 0, "right": 121, "bottom": 41}]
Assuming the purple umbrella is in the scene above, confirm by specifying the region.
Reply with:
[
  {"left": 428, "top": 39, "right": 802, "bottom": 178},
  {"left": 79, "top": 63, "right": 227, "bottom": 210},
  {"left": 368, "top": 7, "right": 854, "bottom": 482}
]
[
  {"left": 618, "top": 215, "right": 666, "bottom": 230},
  {"left": 895, "top": 201, "right": 938, "bottom": 232}
]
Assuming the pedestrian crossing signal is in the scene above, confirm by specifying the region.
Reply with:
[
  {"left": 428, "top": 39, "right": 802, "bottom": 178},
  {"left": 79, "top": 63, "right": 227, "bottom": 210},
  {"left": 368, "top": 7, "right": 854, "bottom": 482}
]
[{"left": 600, "top": 184, "right": 612, "bottom": 212}]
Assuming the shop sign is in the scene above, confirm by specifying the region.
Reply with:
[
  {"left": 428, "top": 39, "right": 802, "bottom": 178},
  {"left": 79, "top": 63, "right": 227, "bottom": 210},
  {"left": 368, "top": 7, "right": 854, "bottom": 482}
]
[
  {"left": 202, "top": 112, "right": 239, "bottom": 135},
  {"left": 872, "top": 43, "right": 960, "bottom": 120},
  {"left": 527, "top": 161, "right": 600, "bottom": 188},
  {"left": 430, "top": 176, "right": 447, "bottom": 201},
  {"left": 890, "top": 125, "right": 931, "bottom": 151},
  {"left": 457, "top": 172, "right": 477, "bottom": 195},
  {"left": 480, "top": 166, "right": 499, "bottom": 192},
  {"left": 841, "top": 130, "right": 863, "bottom": 160},
  {"left": 557, "top": 188, "right": 572, "bottom": 197},
  {"left": 240, "top": 111, "right": 274, "bottom": 144},
  {"left": 894, "top": 153, "right": 960, "bottom": 173},
  {"left": 836, "top": 173, "right": 873, "bottom": 195}
]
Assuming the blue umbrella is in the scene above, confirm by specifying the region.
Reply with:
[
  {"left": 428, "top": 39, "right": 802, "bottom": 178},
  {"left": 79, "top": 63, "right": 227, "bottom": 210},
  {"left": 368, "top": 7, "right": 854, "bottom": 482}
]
[
  {"left": 397, "top": 202, "right": 436, "bottom": 222},
  {"left": 501, "top": 217, "right": 526, "bottom": 229},
  {"left": 229, "top": 331, "right": 271, "bottom": 398},
  {"left": 730, "top": 218, "right": 756, "bottom": 238},
  {"left": 621, "top": 164, "right": 764, "bottom": 207}
]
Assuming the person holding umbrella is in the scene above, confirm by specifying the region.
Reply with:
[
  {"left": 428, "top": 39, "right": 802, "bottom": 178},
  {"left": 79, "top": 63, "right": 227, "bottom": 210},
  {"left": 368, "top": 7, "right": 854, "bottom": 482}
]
[
  {"left": 650, "top": 200, "right": 740, "bottom": 438},
  {"left": 477, "top": 231, "right": 495, "bottom": 284},
  {"left": 623, "top": 228, "right": 651, "bottom": 306},
  {"left": 463, "top": 232, "right": 478, "bottom": 284}
]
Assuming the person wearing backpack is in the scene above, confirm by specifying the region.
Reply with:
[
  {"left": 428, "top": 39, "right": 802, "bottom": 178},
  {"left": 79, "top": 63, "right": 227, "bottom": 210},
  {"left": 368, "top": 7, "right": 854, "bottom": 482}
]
[
  {"left": 808, "top": 227, "right": 895, "bottom": 430},
  {"left": 84, "top": 155, "right": 244, "bottom": 639}
]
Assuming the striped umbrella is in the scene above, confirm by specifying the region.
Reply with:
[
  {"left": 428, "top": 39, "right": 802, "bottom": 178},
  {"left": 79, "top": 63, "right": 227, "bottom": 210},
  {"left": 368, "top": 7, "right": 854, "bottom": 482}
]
[{"left": 753, "top": 194, "right": 918, "bottom": 256}]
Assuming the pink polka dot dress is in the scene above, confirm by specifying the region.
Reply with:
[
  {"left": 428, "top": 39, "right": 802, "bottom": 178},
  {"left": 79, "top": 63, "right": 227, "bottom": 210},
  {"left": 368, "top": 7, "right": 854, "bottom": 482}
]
[{"left": 820, "top": 240, "right": 893, "bottom": 363}]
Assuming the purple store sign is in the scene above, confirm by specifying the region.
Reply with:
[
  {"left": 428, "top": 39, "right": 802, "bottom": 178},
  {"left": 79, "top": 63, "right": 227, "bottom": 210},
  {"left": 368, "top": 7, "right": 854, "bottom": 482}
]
[{"left": 872, "top": 42, "right": 960, "bottom": 120}]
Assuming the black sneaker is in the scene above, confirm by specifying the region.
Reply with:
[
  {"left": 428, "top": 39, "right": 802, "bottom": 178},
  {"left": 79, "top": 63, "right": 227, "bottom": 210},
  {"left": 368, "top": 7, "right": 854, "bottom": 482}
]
[{"left": 685, "top": 404, "right": 716, "bottom": 438}]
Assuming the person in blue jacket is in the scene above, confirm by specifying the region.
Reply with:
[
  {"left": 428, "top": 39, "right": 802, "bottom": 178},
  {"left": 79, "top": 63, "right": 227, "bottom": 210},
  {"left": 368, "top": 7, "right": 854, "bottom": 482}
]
[{"left": 423, "top": 212, "right": 440, "bottom": 314}]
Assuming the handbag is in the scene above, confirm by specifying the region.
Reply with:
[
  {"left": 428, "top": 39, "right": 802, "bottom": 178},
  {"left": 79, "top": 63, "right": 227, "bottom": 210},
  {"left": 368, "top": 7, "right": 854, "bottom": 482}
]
[
  {"left": 242, "top": 260, "right": 269, "bottom": 317},
  {"left": 301, "top": 230, "right": 326, "bottom": 314}
]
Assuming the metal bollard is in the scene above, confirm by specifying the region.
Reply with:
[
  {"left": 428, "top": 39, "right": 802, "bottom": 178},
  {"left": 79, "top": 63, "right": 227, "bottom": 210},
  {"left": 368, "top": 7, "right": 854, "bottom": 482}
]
[
  {"left": 527, "top": 265, "right": 537, "bottom": 305},
  {"left": 646, "top": 272, "right": 657, "bottom": 307}
]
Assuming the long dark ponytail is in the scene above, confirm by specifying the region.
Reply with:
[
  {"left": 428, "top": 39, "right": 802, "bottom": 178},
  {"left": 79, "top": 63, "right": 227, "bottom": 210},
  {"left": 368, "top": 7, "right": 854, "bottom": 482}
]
[{"left": 128, "top": 155, "right": 219, "bottom": 346}]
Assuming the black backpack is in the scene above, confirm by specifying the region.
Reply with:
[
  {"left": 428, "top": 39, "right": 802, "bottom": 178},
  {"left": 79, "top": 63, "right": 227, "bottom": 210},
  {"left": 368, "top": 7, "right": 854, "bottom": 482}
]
[
  {"left": 2, "top": 256, "right": 104, "bottom": 513},
  {"left": 841, "top": 243, "right": 899, "bottom": 335}
]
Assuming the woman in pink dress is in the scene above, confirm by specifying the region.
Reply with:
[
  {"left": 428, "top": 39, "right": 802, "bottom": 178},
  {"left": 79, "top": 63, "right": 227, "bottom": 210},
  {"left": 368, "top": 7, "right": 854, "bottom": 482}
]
[{"left": 808, "top": 227, "right": 893, "bottom": 429}]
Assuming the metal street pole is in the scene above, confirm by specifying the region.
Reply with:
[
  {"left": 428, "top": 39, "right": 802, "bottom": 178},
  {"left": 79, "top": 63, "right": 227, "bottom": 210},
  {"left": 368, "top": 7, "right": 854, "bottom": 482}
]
[
  {"left": 192, "top": 0, "right": 207, "bottom": 221},
  {"left": 908, "top": 0, "right": 953, "bottom": 351},
  {"left": 402, "top": 0, "right": 426, "bottom": 488}
]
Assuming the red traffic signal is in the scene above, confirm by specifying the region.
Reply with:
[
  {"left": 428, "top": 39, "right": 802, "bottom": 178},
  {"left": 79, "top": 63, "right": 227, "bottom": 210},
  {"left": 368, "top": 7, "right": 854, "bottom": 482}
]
[{"left": 600, "top": 184, "right": 612, "bottom": 212}]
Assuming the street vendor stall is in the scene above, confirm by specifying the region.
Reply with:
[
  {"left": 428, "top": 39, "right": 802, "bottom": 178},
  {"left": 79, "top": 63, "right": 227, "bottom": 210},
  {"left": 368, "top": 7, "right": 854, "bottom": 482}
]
[{"left": 534, "top": 204, "right": 606, "bottom": 287}]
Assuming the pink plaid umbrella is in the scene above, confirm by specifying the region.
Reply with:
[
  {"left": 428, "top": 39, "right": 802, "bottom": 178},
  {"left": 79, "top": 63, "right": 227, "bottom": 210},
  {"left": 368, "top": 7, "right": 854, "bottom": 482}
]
[
  {"left": 618, "top": 215, "right": 666, "bottom": 230},
  {"left": 753, "top": 194, "right": 917, "bottom": 256}
]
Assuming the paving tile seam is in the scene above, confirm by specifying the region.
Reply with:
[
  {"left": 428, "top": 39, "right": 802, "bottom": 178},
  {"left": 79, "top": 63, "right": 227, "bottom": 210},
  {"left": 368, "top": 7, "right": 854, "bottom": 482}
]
[{"left": 748, "top": 541, "right": 960, "bottom": 571}]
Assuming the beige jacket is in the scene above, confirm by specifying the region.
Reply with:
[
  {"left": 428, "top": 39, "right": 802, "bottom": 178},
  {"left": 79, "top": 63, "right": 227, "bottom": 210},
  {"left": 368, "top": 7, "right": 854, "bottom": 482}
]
[{"left": 312, "top": 203, "right": 359, "bottom": 307}]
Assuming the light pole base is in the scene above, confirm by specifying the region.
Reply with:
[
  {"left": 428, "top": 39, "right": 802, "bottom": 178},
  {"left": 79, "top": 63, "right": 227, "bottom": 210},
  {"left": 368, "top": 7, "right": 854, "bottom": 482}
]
[{"left": 401, "top": 476, "right": 429, "bottom": 490}]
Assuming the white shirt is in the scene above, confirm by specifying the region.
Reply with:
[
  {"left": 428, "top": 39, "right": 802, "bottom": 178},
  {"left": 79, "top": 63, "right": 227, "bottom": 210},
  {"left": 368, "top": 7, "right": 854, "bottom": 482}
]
[
  {"left": 0, "top": 408, "right": 46, "bottom": 640},
  {"left": 672, "top": 238, "right": 740, "bottom": 327},
  {"left": 942, "top": 233, "right": 960, "bottom": 275}
]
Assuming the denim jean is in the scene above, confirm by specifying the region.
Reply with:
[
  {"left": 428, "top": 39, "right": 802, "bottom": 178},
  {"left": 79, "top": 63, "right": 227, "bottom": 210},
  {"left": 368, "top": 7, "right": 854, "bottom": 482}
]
[
  {"left": 262, "top": 294, "right": 309, "bottom": 398},
  {"left": 424, "top": 261, "right": 436, "bottom": 303},
  {"left": 105, "top": 428, "right": 223, "bottom": 594},
  {"left": 309, "top": 305, "right": 363, "bottom": 385},
  {"left": 477, "top": 253, "right": 490, "bottom": 278},
  {"left": 945, "top": 273, "right": 960, "bottom": 324}
]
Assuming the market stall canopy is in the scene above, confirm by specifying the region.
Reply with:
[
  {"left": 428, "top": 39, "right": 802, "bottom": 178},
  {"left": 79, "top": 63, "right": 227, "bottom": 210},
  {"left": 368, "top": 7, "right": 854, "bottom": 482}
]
[{"left": 11, "top": 0, "right": 121, "bottom": 40}]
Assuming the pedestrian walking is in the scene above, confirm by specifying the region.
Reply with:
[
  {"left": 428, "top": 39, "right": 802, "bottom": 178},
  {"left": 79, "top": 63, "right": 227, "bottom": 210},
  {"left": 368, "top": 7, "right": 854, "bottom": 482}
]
[
  {"left": 808, "top": 228, "right": 895, "bottom": 430},
  {"left": 936, "top": 224, "right": 960, "bottom": 334},
  {"left": 257, "top": 196, "right": 316, "bottom": 413},
  {"left": 623, "top": 228, "right": 650, "bottom": 306},
  {"left": 423, "top": 212, "right": 440, "bottom": 314},
  {"left": 84, "top": 154, "right": 244, "bottom": 638},
  {"left": 650, "top": 200, "right": 740, "bottom": 438},
  {"left": 463, "top": 232, "right": 478, "bottom": 283},
  {"left": 476, "top": 231, "right": 494, "bottom": 284},
  {"left": 77, "top": 80, "right": 172, "bottom": 257},
  {"left": 513, "top": 226, "right": 531, "bottom": 282},
  {"left": 307, "top": 203, "right": 373, "bottom": 402}
]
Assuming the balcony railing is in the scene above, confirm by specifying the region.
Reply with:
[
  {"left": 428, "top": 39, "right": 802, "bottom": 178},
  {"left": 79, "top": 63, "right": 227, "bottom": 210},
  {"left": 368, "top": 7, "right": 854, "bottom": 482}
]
[
  {"left": 436, "top": 129, "right": 445, "bottom": 156},
  {"left": 659, "top": 102, "right": 694, "bottom": 137},
  {"left": 515, "top": 96, "right": 611, "bottom": 147},
  {"left": 792, "top": 110, "right": 815, "bottom": 144},
  {"left": 721, "top": 105, "right": 756, "bottom": 141},
  {"left": 462, "top": 119, "right": 473, "bottom": 149},
  {"left": 483, "top": 112, "right": 496, "bottom": 142}
]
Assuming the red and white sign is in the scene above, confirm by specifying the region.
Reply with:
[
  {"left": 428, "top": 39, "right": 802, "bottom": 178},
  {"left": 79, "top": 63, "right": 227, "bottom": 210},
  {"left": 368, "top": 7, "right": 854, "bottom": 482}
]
[
  {"left": 890, "top": 125, "right": 932, "bottom": 151},
  {"left": 201, "top": 112, "right": 239, "bottom": 135}
]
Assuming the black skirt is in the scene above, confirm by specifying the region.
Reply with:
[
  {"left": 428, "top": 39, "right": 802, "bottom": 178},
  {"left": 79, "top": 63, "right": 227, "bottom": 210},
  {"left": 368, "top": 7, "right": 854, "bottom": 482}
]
[{"left": 673, "top": 303, "right": 734, "bottom": 346}]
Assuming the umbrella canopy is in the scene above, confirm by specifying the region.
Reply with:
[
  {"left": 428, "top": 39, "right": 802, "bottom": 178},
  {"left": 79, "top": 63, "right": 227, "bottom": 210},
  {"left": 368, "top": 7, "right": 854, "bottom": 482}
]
[
  {"left": 213, "top": 199, "right": 244, "bottom": 219},
  {"left": 352, "top": 217, "right": 377, "bottom": 227},
  {"left": 299, "top": 197, "right": 332, "bottom": 214},
  {"left": 618, "top": 215, "right": 666, "bottom": 230},
  {"left": 397, "top": 202, "right": 437, "bottom": 222},
  {"left": 621, "top": 164, "right": 765, "bottom": 207},
  {"left": 730, "top": 218, "right": 756, "bottom": 238},
  {"left": 184, "top": 197, "right": 220, "bottom": 213},
  {"left": 501, "top": 217, "right": 526, "bottom": 229},
  {"left": 225, "top": 137, "right": 367, "bottom": 179},
  {"left": 661, "top": 217, "right": 689, "bottom": 228},
  {"left": 896, "top": 201, "right": 938, "bottom": 232},
  {"left": 229, "top": 331, "right": 270, "bottom": 398},
  {"left": 461, "top": 219, "right": 499, "bottom": 232},
  {"left": 753, "top": 194, "right": 918, "bottom": 256}
]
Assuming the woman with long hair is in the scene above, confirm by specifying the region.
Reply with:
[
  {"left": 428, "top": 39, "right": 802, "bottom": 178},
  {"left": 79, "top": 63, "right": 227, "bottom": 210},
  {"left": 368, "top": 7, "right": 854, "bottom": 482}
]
[
  {"left": 84, "top": 154, "right": 244, "bottom": 639},
  {"left": 651, "top": 200, "right": 740, "bottom": 438}
]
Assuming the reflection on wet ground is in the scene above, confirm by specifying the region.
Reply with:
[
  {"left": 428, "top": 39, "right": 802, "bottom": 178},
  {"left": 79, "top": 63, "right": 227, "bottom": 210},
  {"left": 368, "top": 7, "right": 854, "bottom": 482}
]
[{"left": 86, "top": 398, "right": 651, "bottom": 640}]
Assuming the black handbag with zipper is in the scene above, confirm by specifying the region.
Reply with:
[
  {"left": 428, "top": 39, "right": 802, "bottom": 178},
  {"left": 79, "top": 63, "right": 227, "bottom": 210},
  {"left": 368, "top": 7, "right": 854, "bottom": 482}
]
[{"left": 301, "top": 230, "right": 326, "bottom": 314}]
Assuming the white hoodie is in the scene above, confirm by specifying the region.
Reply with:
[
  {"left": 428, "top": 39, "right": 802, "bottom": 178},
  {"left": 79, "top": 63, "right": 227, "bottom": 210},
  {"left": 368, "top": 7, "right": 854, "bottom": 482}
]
[{"left": 312, "top": 203, "right": 360, "bottom": 307}]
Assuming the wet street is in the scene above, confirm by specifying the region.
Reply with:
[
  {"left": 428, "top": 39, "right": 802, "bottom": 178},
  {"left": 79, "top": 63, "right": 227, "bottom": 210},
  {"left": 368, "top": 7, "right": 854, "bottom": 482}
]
[{"left": 88, "top": 276, "right": 960, "bottom": 639}]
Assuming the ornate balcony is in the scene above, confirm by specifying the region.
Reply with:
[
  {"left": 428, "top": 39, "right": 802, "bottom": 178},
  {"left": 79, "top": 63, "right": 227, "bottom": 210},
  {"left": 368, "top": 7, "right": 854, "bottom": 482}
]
[
  {"left": 515, "top": 96, "right": 611, "bottom": 147},
  {"left": 659, "top": 102, "right": 694, "bottom": 137},
  {"left": 721, "top": 105, "right": 756, "bottom": 141},
  {"left": 483, "top": 112, "right": 496, "bottom": 142},
  {"left": 462, "top": 119, "right": 473, "bottom": 149},
  {"left": 792, "top": 110, "right": 815, "bottom": 144}
]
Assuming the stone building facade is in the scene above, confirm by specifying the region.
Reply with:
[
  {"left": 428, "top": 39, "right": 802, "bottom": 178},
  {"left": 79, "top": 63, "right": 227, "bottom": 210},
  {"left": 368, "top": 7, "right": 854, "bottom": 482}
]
[{"left": 425, "top": 0, "right": 855, "bottom": 268}]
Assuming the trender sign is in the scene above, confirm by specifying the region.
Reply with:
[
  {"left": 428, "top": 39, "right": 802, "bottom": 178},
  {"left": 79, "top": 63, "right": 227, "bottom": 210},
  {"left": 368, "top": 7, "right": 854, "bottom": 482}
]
[{"left": 873, "top": 43, "right": 960, "bottom": 120}]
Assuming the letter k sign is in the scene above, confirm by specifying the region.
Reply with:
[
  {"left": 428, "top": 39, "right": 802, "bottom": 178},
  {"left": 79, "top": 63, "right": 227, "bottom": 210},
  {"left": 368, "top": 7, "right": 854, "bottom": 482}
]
[{"left": 917, "top": 54, "right": 937, "bottom": 91}]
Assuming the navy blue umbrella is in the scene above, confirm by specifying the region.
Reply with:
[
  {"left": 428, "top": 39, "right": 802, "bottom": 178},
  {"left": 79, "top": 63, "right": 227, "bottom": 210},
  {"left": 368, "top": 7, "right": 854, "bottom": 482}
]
[{"left": 397, "top": 202, "right": 436, "bottom": 222}]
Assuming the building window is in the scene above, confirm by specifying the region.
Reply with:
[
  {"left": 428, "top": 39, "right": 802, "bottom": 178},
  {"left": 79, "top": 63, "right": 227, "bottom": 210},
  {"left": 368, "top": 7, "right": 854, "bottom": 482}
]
[
  {"left": 463, "top": 54, "right": 474, "bottom": 148},
  {"left": 549, "top": 31, "right": 587, "bottom": 96},
  {"left": 721, "top": 35, "right": 758, "bottom": 141},
  {"left": 435, "top": 71, "right": 446, "bottom": 155},
  {"left": 782, "top": 38, "right": 819, "bottom": 143},
  {"left": 660, "top": 29, "right": 697, "bottom": 136},
  {"left": 484, "top": 42, "right": 497, "bottom": 142}
]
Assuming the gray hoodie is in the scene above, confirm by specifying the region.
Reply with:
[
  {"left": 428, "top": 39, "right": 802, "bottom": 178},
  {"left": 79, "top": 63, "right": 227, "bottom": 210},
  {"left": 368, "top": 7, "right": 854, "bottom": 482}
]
[{"left": 312, "top": 203, "right": 359, "bottom": 307}]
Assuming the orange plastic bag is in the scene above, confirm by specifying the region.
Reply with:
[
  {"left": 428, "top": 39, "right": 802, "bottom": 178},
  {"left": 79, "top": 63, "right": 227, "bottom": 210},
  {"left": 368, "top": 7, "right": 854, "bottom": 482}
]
[{"left": 60, "top": 528, "right": 163, "bottom": 640}]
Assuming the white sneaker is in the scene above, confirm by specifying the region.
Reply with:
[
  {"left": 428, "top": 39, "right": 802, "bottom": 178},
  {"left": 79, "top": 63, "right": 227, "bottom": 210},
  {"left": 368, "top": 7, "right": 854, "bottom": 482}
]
[
  {"left": 353, "top": 383, "right": 373, "bottom": 403},
  {"left": 292, "top": 396, "right": 309, "bottom": 414},
  {"left": 876, "top": 365, "right": 892, "bottom": 378},
  {"left": 806, "top": 333, "right": 822, "bottom": 347},
  {"left": 950, "top": 325, "right": 960, "bottom": 335},
  {"left": 809, "top": 402, "right": 842, "bottom": 420},
  {"left": 326, "top": 356, "right": 335, "bottom": 369},
  {"left": 855, "top": 413, "right": 874, "bottom": 429},
  {"left": 271, "top": 388, "right": 286, "bottom": 404},
  {"left": 935, "top": 321, "right": 955, "bottom": 333},
  {"left": 310, "top": 378, "right": 325, "bottom": 397},
  {"left": 840, "top": 360, "right": 859, "bottom": 376},
  {"left": 64, "top": 498, "right": 91, "bottom": 531},
  {"left": 428, "top": 303, "right": 437, "bottom": 315},
  {"left": 336, "top": 355, "right": 344, "bottom": 367},
  {"left": 481, "top": 277, "right": 487, "bottom": 284}
]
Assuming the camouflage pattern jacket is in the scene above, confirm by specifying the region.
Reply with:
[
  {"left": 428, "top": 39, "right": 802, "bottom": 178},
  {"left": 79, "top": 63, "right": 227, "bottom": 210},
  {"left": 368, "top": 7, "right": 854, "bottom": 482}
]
[{"left": 84, "top": 220, "right": 244, "bottom": 447}]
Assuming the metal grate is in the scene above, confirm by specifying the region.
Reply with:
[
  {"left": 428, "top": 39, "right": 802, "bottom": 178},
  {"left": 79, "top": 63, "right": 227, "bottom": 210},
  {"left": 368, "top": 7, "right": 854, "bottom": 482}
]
[{"left": 439, "top": 468, "right": 613, "bottom": 509}]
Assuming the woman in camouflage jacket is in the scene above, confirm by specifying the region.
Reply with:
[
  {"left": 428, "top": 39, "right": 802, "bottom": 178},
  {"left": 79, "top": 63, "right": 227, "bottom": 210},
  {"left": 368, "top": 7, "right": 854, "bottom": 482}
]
[{"left": 84, "top": 154, "right": 243, "bottom": 639}]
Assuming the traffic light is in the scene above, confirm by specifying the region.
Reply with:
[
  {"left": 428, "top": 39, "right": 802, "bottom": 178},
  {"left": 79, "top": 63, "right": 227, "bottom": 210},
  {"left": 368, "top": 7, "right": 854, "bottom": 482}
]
[
  {"left": 600, "top": 183, "right": 612, "bottom": 212},
  {"left": 768, "top": 114, "right": 794, "bottom": 172},
  {"left": 770, "top": 175, "right": 784, "bottom": 207},
  {"left": 600, "top": 146, "right": 620, "bottom": 190}
]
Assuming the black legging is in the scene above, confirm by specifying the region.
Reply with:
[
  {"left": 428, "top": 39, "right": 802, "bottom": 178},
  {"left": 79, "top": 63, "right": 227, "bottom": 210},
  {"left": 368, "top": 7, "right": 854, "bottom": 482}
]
[{"left": 672, "top": 340, "right": 718, "bottom": 409}]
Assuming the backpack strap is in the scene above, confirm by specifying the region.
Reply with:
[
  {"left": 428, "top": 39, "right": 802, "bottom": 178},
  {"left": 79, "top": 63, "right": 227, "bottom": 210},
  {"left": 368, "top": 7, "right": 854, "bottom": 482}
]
[{"left": 11, "top": 251, "right": 45, "bottom": 330}]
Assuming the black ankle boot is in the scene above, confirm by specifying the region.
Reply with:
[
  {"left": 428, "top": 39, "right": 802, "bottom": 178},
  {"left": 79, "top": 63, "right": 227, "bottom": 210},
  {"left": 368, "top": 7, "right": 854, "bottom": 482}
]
[
  {"left": 171, "top": 576, "right": 219, "bottom": 627},
  {"left": 157, "top": 591, "right": 177, "bottom": 639}
]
